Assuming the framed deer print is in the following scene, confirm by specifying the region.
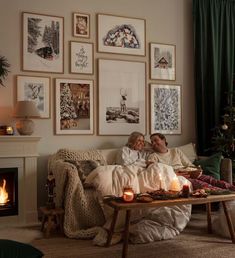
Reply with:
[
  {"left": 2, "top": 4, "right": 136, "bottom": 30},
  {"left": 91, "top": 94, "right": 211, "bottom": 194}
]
[
  {"left": 97, "top": 13, "right": 146, "bottom": 56},
  {"left": 16, "top": 75, "right": 50, "bottom": 118},
  {"left": 22, "top": 12, "right": 64, "bottom": 73},
  {"left": 150, "top": 43, "right": 176, "bottom": 80},
  {"left": 98, "top": 59, "right": 146, "bottom": 135},
  {"left": 55, "top": 78, "right": 94, "bottom": 135},
  {"left": 150, "top": 84, "right": 181, "bottom": 134}
]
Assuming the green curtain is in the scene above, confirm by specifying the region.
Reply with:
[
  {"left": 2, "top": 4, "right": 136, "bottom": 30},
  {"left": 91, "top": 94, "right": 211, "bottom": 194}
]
[{"left": 193, "top": 0, "right": 235, "bottom": 154}]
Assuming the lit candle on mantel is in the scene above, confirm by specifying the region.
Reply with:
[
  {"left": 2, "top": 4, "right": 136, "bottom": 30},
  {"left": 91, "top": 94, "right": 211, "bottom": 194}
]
[
  {"left": 170, "top": 176, "right": 181, "bottom": 192},
  {"left": 159, "top": 174, "right": 162, "bottom": 190}
]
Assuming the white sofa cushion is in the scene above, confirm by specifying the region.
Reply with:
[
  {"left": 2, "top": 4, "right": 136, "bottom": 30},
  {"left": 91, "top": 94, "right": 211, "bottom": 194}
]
[{"left": 177, "top": 143, "right": 197, "bottom": 163}]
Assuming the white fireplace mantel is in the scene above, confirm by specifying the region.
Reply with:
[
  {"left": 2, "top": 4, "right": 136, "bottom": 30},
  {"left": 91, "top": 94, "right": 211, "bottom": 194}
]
[{"left": 0, "top": 136, "right": 41, "bottom": 226}]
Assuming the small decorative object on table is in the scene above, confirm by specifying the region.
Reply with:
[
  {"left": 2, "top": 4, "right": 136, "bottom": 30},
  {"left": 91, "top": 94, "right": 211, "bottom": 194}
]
[
  {"left": 122, "top": 186, "right": 135, "bottom": 202},
  {"left": 181, "top": 184, "right": 190, "bottom": 198},
  {"left": 46, "top": 171, "right": 56, "bottom": 209}
]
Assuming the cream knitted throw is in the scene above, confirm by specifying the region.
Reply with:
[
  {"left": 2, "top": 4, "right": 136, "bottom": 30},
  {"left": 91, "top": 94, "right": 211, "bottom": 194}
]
[{"left": 48, "top": 148, "right": 106, "bottom": 239}]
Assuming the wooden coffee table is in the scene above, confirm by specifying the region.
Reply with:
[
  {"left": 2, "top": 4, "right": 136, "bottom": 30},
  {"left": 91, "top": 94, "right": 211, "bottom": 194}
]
[{"left": 105, "top": 194, "right": 235, "bottom": 258}]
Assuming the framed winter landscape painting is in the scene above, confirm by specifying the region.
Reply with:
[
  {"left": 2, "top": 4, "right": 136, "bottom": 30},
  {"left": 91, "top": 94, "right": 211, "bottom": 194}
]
[
  {"left": 150, "top": 84, "right": 181, "bottom": 134},
  {"left": 16, "top": 75, "right": 50, "bottom": 118},
  {"left": 98, "top": 59, "right": 146, "bottom": 135},
  {"left": 150, "top": 43, "right": 176, "bottom": 80},
  {"left": 73, "top": 12, "right": 90, "bottom": 38},
  {"left": 22, "top": 12, "right": 64, "bottom": 73},
  {"left": 70, "top": 41, "right": 93, "bottom": 74},
  {"left": 97, "top": 13, "right": 146, "bottom": 56},
  {"left": 55, "top": 78, "right": 93, "bottom": 135}
]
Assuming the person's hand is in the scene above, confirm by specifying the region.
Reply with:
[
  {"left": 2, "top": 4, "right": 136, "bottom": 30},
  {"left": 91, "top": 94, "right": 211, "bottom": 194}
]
[
  {"left": 146, "top": 161, "right": 154, "bottom": 167},
  {"left": 175, "top": 170, "right": 190, "bottom": 178},
  {"left": 189, "top": 169, "right": 202, "bottom": 179}
]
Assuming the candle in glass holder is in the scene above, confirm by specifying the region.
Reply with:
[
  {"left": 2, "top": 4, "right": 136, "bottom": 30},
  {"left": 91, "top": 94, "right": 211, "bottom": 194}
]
[
  {"left": 170, "top": 176, "right": 181, "bottom": 191},
  {"left": 123, "top": 186, "right": 134, "bottom": 202},
  {"left": 6, "top": 126, "right": 14, "bottom": 135},
  {"left": 182, "top": 184, "right": 190, "bottom": 198}
]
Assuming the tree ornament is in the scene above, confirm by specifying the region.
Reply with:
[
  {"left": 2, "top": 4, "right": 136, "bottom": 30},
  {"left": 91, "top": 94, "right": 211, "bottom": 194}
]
[{"left": 221, "top": 124, "right": 228, "bottom": 130}]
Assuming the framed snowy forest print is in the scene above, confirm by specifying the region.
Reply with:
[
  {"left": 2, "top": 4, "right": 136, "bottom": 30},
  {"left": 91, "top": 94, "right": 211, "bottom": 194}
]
[
  {"left": 16, "top": 75, "right": 50, "bottom": 118},
  {"left": 55, "top": 78, "right": 94, "bottom": 135},
  {"left": 150, "top": 84, "right": 181, "bottom": 134},
  {"left": 97, "top": 13, "right": 146, "bottom": 56},
  {"left": 98, "top": 59, "right": 146, "bottom": 135},
  {"left": 70, "top": 41, "right": 93, "bottom": 74},
  {"left": 22, "top": 12, "right": 64, "bottom": 73},
  {"left": 150, "top": 43, "right": 176, "bottom": 80}
]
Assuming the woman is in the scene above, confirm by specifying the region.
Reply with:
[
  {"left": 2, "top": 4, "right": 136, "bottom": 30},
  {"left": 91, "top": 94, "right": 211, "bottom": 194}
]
[
  {"left": 148, "top": 133, "right": 235, "bottom": 191},
  {"left": 115, "top": 131, "right": 151, "bottom": 168}
]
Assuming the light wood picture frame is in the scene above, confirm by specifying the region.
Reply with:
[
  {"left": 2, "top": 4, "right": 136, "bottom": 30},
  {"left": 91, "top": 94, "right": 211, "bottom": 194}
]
[
  {"left": 73, "top": 12, "right": 90, "bottom": 38},
  {"left": 16, "top": 75, "right": 50, "bottom": 118},
  {"left": 55, "top": 78, "right": 94, "bottom": 135},
  {"left": 97, "top": 13, "right": 146, "bottom": 56},
  {"left": 150, "top": 43, "right": 176, "bottom": 80},
  {"left": 70, "top": 41, "right": 93, "bottom": 74},
  {"left": 150, "top": 84, "right": 181, "bottom": 134},
  {"left": 98, "top": 59, "right": 146, "bottom": 135},
  {"left": 22, "top": 12, "right": 64, "bottom": 73}
]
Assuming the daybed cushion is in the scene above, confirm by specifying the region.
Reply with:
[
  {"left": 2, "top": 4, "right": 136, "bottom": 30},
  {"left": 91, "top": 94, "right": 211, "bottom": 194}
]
[
  {"left": 178, "top": 143, "right": 197, "bottom": 163},
  {"left": 0, "top": 239, "right": 43, "bottom": 258}
]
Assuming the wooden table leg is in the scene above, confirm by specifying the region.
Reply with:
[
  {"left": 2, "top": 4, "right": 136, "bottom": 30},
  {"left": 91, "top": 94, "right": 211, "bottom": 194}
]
[
  {"left": 222, "top": 201, "right": 235, "bottom": 243},
  {"left": 206, "top": 202, "right": 212, "bottom": 233},
  {"left": 106, "top": 209, "right": 119, "bottom": 247},
  {"left": 122, "top": 210, "right": 131, "bottom": 258}
]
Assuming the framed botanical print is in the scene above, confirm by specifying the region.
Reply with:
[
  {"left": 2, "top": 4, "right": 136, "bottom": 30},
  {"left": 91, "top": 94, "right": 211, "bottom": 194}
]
[
  {"left": 22, "top": 12, "right": 64, "bottom": 73},
  {"left": 98, "top": 59, "right": 146, "bottom": 135},
  {"left": 150, "top": 84, "right": 181, "bottom": 134},
  {"left": 16, "top": 75, "right": 50, "bottom": 118},
  {"left": 73, "top": 12, "right": 90, "bottom": 38},
  {"left": 150, "top": 43, "right": 176, "bottom": 80},
  {"left": 70, "top": 41, "right": 93, "bottom": 74},
  {"left": 55, "top": 78, "right": 93, "bottom": 135},
  {"left": 97, "top": 13, "right": 146, "bottom": 56}
]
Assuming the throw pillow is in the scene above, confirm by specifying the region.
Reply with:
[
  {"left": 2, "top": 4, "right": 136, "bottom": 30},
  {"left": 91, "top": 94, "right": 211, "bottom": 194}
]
[
  {"left": 193, "top": 152, "right": 222, "bottom": 180},
  {"left": 177, "top": 143, "right": 198, "bottom": 163},
  {"left": 0, "top": 239, "right": 43, "bottom": 258},
  {"left": 65, "top": 159, "right": 100, "bottom": 183}
]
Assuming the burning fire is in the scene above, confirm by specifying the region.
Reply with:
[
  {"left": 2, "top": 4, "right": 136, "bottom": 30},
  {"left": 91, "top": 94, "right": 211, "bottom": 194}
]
[{"left": 0, "top": 179, "right": 9, "bottom": 205}]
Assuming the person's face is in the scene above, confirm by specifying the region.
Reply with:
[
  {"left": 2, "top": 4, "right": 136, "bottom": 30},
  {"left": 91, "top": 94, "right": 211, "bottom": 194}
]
[
  {"left": 150, "top": 135, "right": 166, "bottom": 152},
  {"left": 132, "top": 135, "right": 145, "bottom": 151}
]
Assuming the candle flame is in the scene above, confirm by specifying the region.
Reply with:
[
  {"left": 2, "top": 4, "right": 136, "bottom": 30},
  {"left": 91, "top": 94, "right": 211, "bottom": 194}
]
[{"left": 0, "top": 179, "right": 9, "bottom": 205}]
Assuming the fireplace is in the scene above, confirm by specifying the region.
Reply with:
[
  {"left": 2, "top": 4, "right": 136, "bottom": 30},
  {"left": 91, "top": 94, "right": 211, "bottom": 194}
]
[{"left": 0, "top": 167, "right": 18, "bottom": 217}]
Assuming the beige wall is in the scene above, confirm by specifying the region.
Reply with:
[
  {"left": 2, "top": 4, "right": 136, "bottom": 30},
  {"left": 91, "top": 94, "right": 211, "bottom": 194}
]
[{"left": 0, "top": 0, "right": 195, "bottom": 206}]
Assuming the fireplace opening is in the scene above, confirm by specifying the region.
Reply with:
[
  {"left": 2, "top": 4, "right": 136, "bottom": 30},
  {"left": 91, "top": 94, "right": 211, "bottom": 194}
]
[{"left": 0, "top": 167, "right": 18, "bottom": 217}]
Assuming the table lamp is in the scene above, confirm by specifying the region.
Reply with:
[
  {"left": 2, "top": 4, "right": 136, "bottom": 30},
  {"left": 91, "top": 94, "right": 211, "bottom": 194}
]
[{"left": 13, "top": 100, "right": 40, "bottom": 135}]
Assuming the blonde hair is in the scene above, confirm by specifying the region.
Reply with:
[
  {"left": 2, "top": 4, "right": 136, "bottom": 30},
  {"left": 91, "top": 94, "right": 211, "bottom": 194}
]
[{"left": 126, "top": 131, "right": 144, "bottom": 149}]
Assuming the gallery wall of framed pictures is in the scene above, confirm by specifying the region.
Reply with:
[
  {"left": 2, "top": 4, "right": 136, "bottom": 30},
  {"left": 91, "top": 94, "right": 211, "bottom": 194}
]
[{"left": 18, "top": 9, "right": 182, "bottom": 135}]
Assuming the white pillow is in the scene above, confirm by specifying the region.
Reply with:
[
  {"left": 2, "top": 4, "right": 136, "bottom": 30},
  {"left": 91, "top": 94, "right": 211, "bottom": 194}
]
[{"left": 177, "top": 143, "right": 197, "bottom": 163}]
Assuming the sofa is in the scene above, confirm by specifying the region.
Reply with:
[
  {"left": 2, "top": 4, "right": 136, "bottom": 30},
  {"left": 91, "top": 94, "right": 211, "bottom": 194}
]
[{"left": 48, "top": 143, "right": 232, "bottom": 239}]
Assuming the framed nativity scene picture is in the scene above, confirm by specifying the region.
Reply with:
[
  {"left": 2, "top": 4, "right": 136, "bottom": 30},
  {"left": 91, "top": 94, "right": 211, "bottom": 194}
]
[
  {"left": 97, "top": 13, "right": 146, "bottom": 56},
  {"left": 150, "top": 43, "right": 176, "bottom": 80},
  {"left": 150, "top": 84, "right": 181, "bottom": 134},
  {"left": 98, "top": 59, "right": 146, "bottom": 135},
  {"left": 22, "top": 12, "right": 64, "bottom": 73},
  {"left": 55, "top": 78, "right": 94, "bottom": 135}
]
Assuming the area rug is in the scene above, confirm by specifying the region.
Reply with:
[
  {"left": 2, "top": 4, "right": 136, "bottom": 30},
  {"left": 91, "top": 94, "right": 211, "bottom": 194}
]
[{"left": 0, "top": 226, "right": 43, "bottom": 243}]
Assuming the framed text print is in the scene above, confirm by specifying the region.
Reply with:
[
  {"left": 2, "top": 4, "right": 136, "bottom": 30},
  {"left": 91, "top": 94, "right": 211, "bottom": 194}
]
[
  {"left": 17, "top": 75, "right": 50, "bottom": 118},
  {"left": 150, "top": 43, "right": 176, "bottom": 80},
  {"left": 22, "top": 12, "right": 64, "bottom": 73},
  {"left": 55, "top": 78, "right": 94, "bottom": 135},
  {"left": 98, "top": 59, "right": 146, "bottom": 135},
  {"left": 97, "top": 13, "right": 146, "bottom": 56},
  {"left": 150, "top": 84, "right": 181, "bottom": 134}
]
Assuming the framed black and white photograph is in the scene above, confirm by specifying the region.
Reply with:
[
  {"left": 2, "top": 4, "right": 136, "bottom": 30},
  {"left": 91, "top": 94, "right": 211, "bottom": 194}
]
[
  {"left": 150, "top": 84, "right": 181, "bottom": 134},
  {"left": 55, "top": 78, "right": 93, "bottom": 135},
  {"left": 22, "top": 12, "right": 64, "bottom": 73},
  {"left": 97, "top": 13, "right": 146, "bottom": 56},
  {"left": 150, "top": 43, "right": 176, "bottom": 80},
  {"left": 73, "top": 12, "right": 90, "bottom": 38},
  {"left": 16, "top": 75, "right": 50, "bottom": 118},
  {"left": 70, "top": 41, "right": 93, "bottom": 74},
  {"left": 98, "top": 59, "right": 146, "bottom": 135}
]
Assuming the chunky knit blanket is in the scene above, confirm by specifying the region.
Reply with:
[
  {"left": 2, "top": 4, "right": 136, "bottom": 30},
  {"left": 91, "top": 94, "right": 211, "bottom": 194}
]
[{"left": 48, "top": 148, "right": 107, "bottom": 239}]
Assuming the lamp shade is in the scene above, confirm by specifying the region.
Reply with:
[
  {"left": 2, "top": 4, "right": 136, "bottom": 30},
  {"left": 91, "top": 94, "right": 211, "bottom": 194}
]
[{"left": 13, "top": 101, "right": 40, "bottom": 118}]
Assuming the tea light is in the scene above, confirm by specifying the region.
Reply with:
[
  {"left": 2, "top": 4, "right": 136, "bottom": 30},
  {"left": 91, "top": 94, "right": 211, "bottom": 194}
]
[
  {"left": 159, "top": 174, "right": 162, "bottom": 190},
  {"left": 123, "top": 186, "right": 134, "bottom": 202},
  {"left": 6, "top": 126, "right": 14, "bottom": 135},
  {"left": 170, "top": 176, "right": 181, "bottom": 191}
]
